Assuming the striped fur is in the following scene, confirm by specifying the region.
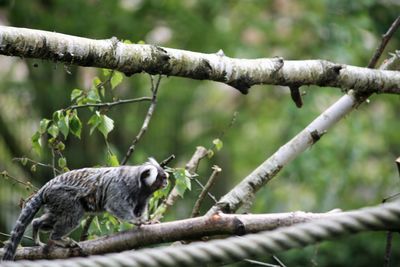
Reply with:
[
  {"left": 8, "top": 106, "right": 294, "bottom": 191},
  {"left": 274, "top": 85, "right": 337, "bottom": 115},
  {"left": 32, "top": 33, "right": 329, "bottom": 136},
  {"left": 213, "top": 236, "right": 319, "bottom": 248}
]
[
  {"left": 1, "top": 158, "right": 168, "bottom": 261},
  {"left": 2, "top": 193, "right": 43, "bottom": 260}
]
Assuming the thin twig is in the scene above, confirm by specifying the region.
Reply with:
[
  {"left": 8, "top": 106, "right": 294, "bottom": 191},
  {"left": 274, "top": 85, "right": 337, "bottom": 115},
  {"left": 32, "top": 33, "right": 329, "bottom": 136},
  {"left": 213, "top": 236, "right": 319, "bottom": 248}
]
[
  {"left": 191, "top": 165, "right": 221, "bottom": 217},
  {"left": 13, "top": 157, "right": 62, "bottom": 175},
  {"left": 244, "top": 259, "right": 279, "bottom": 267},
  {"left": 383, "top": 231, "right": 393, "bottom": 267},
  {"left": 192, "top": 178, "right": 218, "bottom": 203},
  {"left": 63, "top": 97, "right": 152, "bottom": 112},
  {"left": 152, "top": 147, "right": 208, "bottom": 221},
  {"left": 367, "top": 16, "right": 400, "bottom": 68},
  {"left": 80, "top": 216, "right": 95, "bottom": 242},
  {"left": 160, "top": 154, "right": 176, "bottom": 168},
  {"left": 0, "top": 170, "right": 38, "bottom": 191},
  {"left": 121, "top": 75, "right": 162, "bottom": 165},
  {"left": 272, "top": 255, "right": 287, "bottom": 267},
  {"left": 51, "top": 149, "right": 57, "bottom": 177},
  {"left": 0, "top": 232, "right": 33, "bottom": 242}
]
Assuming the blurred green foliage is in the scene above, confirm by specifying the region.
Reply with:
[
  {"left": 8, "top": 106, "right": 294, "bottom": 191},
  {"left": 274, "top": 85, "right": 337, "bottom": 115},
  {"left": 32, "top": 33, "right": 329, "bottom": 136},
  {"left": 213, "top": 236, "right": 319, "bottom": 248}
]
[{"left": 0, "top": 1, "right": 399, "bottom": 266}]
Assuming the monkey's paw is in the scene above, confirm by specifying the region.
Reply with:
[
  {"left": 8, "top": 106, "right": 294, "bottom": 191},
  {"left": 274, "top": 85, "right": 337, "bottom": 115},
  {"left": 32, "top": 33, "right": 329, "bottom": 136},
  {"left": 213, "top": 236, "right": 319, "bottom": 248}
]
[
  {"left": 50, "top": 237, "right": 80, "bottom": 248},
  {"left": 146, "top": 219, "right": 160, "bottom": 225}
]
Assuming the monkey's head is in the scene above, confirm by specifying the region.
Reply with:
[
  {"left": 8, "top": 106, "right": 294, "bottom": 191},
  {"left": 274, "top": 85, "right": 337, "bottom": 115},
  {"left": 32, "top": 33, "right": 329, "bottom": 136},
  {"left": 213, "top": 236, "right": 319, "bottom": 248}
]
[{"left": 139, "top": 158, "right": 169, "bottom": 192}]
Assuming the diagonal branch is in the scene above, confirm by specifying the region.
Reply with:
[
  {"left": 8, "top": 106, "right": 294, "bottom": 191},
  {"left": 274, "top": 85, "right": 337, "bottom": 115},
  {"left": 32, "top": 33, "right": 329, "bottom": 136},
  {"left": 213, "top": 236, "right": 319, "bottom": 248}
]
[
  {"left": 367, "top": 16, "right": 400, "bottom": 68},
  {"left": 207, "top": 17, "right": 400, "bottom": 215},
  {"left": 0, "top": 26, "right": 399, "bottom": 95},
  {"left": 120, "top": 75, "right": 162, "bottom": 165}
]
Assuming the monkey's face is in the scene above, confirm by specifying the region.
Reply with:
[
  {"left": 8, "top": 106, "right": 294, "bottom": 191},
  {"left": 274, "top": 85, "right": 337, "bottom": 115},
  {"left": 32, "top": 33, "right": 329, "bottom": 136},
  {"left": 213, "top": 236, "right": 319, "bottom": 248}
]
[{"left": 140, "top": 165, "right": 169, "bottom": 192}]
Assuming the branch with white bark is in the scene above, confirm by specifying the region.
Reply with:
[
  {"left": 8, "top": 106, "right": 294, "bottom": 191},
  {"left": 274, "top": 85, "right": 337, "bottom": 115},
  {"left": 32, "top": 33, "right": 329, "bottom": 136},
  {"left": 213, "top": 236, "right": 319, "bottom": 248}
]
[
  {"left": 0, "top": 26, "right": 399, "bottom": 96},
  {"left": 206, "top": 17, "right": 400, "bottom": 215}
]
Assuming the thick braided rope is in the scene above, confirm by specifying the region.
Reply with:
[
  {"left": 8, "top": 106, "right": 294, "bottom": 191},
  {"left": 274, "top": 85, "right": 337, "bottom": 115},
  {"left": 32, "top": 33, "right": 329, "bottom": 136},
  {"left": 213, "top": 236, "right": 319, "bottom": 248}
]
[{"left": 2, "top": 201, "right": 400, "bottom": 267}]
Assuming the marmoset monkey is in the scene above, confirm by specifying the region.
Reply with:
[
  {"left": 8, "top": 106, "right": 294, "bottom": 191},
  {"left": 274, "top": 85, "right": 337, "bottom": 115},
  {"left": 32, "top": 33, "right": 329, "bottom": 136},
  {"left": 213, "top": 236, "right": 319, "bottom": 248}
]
[{"left": 2, "top": 158, "right": 168, "bottom": 261}]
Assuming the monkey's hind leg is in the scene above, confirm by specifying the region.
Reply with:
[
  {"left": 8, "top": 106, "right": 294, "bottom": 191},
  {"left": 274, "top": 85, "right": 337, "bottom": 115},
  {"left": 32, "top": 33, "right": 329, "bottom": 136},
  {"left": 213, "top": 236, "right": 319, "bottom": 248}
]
[
  {"left": 32, "top": 213, "right": 56, "bottom": 246},
  {"left": 44, "top": 186, "right": 85, "bottom": 248}
]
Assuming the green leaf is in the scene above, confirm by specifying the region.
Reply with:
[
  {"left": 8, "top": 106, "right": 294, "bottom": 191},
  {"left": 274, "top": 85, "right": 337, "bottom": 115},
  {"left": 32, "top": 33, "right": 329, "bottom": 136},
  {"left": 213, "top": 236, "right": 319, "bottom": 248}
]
[
  {"left": 88, "top": 112, "right": 114, "bottom": 139},
  {"left": 119, "top": 221, "right": 133, "bottom": 231},
  {"left": 69, "top": 113, "right": 82, "bottom": 139},
  {"left": 52, "top": 110, "right": 63, "bottom": 122},
  {"left": 111, "top": 71, "right": 123, "bottom": 90},
  {"left": 31, "top": 131, "right": 42, "bottom": 155},
  {"left": 88, "top": 112, "right": 102, "bottom": 135},
  {"left": 102, "top": 69, "right": 112, "bottom": 77},
  {"left": 20, "top": 157, "right": 28, "bottom": 166},
  {"left": 98, "top": 114, "right": 114, "bottom": 139},
  {"left": 71, "top": 89, "right": 83, "bottom": 102},
  {"left": 213, "top": 138, "right": 223, "bottom": 151},
  {"left": 57, "top": 114, "right": 69, "bottom": 139},
  {"left": 184, "top": 170, "right": 192, "bottom": 191},
  {"left": 47, "top": 124, "right": 59, "bottom": 138},
  {"left": 87, "top": 88, "right": 101, "bottom": 103},
  {"left": 58, "top": 157, "right": 67, "bottom": 168},
  {"left": 173, "top": 168, "right": 192, "bottom": 198},
  {"left": 207, "top": 149, "right": 214, "bottom": 159},
  {"left": 39, "top": 119, "right": 50, "bottom": 134},
  {"left": 93, "top": 216, "right": 101, "bottom": 233},
  {"left": 107, "top": 153, "right": 120, "bottom": 167},
  {"left": 93, "top": 76, "right": 102, "bottom": 87}
]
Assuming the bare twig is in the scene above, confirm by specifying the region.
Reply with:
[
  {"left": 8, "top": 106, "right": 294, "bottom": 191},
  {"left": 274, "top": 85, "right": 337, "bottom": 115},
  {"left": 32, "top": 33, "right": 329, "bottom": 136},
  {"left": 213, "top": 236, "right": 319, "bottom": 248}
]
[
  {"left": 367, "top": 16, "right": 400, "bottom": 68},
  {"left": 152, "top": 147, "right": 208, "bottom": 221},
  {"left": 244, "top": 259, "right": 279, "bottom": 267},
  {"left": 192, "top": 178, "right": 218, "bottom": 203},
  {"left": 160, "top": 154, "right": 176, "bottom": 168},
  {"left": 13, "top": 157, "right": 62, "bottom": 175},
  {"left": 121, "top": 75, "right": 162, "bottom": 165},
  {"left": 272, "top": 255, "right": 287, "bottom": 267},
  {"left": 50, "top": 149, "right": 57, "bottom": 177},
  {"left": 0, "top": 170, "right": 38, "bottom": 191},
  {"left": 191, "top": 165, "right": 221, "bottom": 217},
  {"left": 383, "top": 231, "right": 393, "bottom": 267},
  {"left": 0, "top": 232, "right": 33, "bottom": 242},
  {"left": 63, "top": 97, "right": 152, "bottom": 112}
]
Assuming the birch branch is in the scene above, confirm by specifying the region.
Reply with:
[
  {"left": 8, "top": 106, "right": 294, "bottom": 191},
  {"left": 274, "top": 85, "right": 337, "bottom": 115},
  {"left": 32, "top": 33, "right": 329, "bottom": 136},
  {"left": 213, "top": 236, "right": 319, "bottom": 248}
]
[
  {"left": 0, "top": 26, "right": 399, "bottom": 95},
  {"left": 0, "top": 209, "right": 367, "bottom": 260},
  {"left": 207, "top": 17, "right": 400, "bottom": 214}
]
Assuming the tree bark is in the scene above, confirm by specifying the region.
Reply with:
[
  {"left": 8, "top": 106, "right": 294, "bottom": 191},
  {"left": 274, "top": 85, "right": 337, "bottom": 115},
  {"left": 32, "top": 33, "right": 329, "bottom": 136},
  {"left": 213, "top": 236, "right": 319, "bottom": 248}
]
[{"left": 0, "top": 26, "right": 399, "bottom": 95}]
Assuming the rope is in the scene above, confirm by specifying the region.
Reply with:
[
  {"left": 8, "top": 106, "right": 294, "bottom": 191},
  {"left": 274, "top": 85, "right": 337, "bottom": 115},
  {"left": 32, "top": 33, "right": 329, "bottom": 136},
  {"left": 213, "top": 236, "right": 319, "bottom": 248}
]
[{"left": 2, "top": 201, "right": 400, "bottom": 267}]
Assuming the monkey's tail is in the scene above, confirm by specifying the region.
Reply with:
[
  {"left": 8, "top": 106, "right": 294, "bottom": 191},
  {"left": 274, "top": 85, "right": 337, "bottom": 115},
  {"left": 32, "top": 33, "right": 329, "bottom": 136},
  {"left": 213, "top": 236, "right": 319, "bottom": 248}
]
[{"left": 1, "top": 192, "right": 43, "bottom": 261}]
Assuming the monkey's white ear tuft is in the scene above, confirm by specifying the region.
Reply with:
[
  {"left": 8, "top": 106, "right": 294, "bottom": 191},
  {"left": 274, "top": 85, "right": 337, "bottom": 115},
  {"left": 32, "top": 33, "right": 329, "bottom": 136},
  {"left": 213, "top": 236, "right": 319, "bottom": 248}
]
[
  {"left": 141, "top": 165, "right": 158, "bottom": 187},
  {"left": 147, "top": 157, "right": 160, "bottom": 167}
]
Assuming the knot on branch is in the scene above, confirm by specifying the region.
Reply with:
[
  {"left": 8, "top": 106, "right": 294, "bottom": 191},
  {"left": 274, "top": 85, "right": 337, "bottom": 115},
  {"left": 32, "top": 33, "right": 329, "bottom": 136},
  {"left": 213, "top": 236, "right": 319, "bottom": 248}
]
[
  {"left": 289, "top": 85, "right": 303, "bottom": 108},
  {"left": 317, "top": 61, "right": 343, "bottom": 86},
  {"left": 145, "top": 45, "right": 171, "bottom": 75}
]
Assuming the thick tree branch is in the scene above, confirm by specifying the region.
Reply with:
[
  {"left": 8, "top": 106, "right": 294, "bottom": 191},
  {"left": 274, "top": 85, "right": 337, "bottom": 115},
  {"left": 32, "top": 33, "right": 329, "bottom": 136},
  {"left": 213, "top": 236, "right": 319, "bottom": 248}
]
[
  {"left": 207, "top": 19, "right": 400, "bottom": 215},
  {"left": 0, "top": 26, "right": 399, "bottom": 95},
  {"left": 0, "top": 209, "right": 374, "bottom": 260}
]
